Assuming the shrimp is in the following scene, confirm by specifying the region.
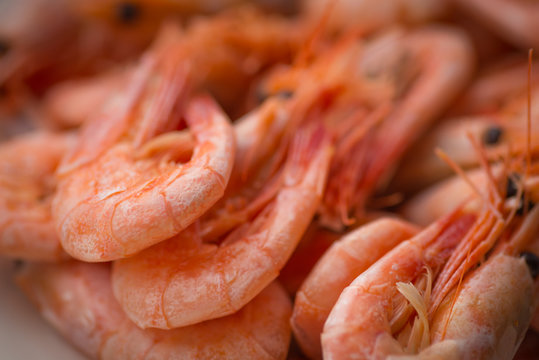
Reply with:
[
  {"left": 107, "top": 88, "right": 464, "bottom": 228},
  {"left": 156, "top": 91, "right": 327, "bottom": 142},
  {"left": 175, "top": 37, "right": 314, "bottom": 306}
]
[
  {"left": 42, "top": 67, "right": 129, "bottom": 129},
  {"left": 111, "top": 123, "right": 333, "bottom": 329},
  {"left": 0, "top": 0, "right": 298, "bottom": 115},
  {"left": 16, "top": 261, "right": 292, "bottom": 360},
  {"left": 0, "top": 0, "right": 164, "bottom": 101},
  {"left": 278, "top": 223, "right": 341, "bottom": 295},
  {"left": 39, "top": 8, "right": 300, "bottom": 128},
  {"left": 291, "top": 218, "right": 419, "bottom": 359},
  {"left": 195, "top": 94, "right": 294, "bottom": 242},
  {"left": 401, "top": 166, "right": 491, "bottom": 227},
  {"left": 454, "top": 0, "right": 539, "bottom": 50},
  {"left": 0, "top": 131, "right": 75, "bottom": 261},
  {"left": 301, "top": 0, "right": 449, "bottom": 35},
  {"left": 263, "top": 26, "right": 473, "bottom": 230},
  {"left": 322, "top": 148, "right": 539, "bottom": 359},
  {"left": 391, "top": 58, "right": 539, "bottom": 194},
  {"left": 52, "top": 29, "right": 236, "bottom": 261}
]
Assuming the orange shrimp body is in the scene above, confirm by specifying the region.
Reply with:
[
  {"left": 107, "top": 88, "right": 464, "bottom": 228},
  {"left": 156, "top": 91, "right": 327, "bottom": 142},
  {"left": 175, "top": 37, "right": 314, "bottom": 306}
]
[
  {"left": 301, "top": 0, "right": 449, "bottom": 35},
  {"left": 455, "top": 0, "right": 539, "bottom": 50},
  {"left": 39, "top": 8, "right": 300, "bottom": 129},
  {"left": 263, "top": 26, "right": 473, "bottom": 230},
  {"left": 111, "top": 123, "right": 333, "bottom": 329},
  {"left": 322, "top": 152, "right": 539, "bottom": 359},
  {"left": 17, "top": 261, "right": 292, "bottom": 360},
  {"left": 52, "top": 33, "right": 236, "bottom": 261},
  {"left": 291, "top": 218, "right": 419, "bottom": 359},
  {"left": 392, "top": 59, "right": 539, "bottom": 195},
  {"left": 0, "top": 131, "right": 75, "bottom": 261}
]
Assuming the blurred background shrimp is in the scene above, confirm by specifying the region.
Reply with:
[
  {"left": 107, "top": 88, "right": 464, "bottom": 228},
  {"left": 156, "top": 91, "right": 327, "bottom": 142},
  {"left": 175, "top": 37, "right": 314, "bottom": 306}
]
[
  {"left": 37, "top": 7, "right": 301, "bottom": 129},
  {"left": 261, "top": 25, "right": 473, "bottom": 231},
  {"left": 391, "top": 57, "right": 539, "bottom": 195},
  {"left": 0, "top": 131, "right": 75, "bottom": 261},
  {"left": 16, "top": 261, "right": 292, "bottom": 359},
  {"left": 301, "top": 0, "right": 450, "bottom": 36},
  {"left": 453, "top": 0, "right": 539, "bottom": 50}
]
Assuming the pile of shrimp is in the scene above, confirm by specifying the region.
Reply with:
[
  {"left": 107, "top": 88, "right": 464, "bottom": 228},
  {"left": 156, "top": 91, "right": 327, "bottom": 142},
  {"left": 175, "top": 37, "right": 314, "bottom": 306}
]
[{"left": 2, "top": 0, "right": 539, "bottom": 359}]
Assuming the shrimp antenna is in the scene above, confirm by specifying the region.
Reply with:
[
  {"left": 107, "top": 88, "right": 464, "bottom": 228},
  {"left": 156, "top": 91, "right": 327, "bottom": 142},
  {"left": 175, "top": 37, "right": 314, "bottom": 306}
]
[
  {"left": 295, "top": 0, "right": 336, "bottom": 66},
  {"left": 524, "top": 49, "right": 534, "bottom": 215},
  {"left": 435, "top": 148, "right": 503, "bottom": 219},
  {"left": 467, "top": 133, "right": 504, "bottom": 212}
]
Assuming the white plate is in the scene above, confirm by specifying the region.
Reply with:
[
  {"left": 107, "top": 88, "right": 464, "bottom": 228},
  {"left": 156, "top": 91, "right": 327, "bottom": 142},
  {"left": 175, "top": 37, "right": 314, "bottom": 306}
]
[{"left": 0, "top": 259, "right": 86, "bottom": 360}]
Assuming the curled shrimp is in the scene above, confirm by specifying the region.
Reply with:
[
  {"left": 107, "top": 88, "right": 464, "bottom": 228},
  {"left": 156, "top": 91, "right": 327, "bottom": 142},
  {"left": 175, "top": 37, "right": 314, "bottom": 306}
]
[
  {"left": 16, "top": 261, "right": 292, "bottom": 360},
  {"left": 0, "top": 131, "right": 75, "bottom": 261},
  {"left": 322, "top": 144, "right": 539, "bottom": 359},
  {"left": 111, "top": 123, "right": 333, "bottom": 329},
  {"left": 291, "top": 218, "right": 419, "bottom": 359},
  {"left": 52, "top": 31, "right": 236, "bottom": 261}
]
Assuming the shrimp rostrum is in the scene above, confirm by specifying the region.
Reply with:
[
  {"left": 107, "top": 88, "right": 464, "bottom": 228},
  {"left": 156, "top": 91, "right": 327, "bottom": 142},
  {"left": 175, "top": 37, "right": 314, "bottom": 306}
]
[{"left": 321, "top": 150, "right": 539, "bottom": 359}]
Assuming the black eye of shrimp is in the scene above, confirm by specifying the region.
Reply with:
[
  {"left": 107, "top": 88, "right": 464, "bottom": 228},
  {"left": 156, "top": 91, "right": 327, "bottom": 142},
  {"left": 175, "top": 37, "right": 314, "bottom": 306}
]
[
  {"left": 506, "top": 175, "right": 519, "bottom": 198},
  {"left": 256, "top": 88, "right": 293, "bottom": 104},
  {"left": 275, "top": 90, "right": 294, "bottom": 99},
  {"left": 116, "top": 2, "right": 141, "bottom": 24},
  {"left": 520, "top": 252, "right": 539, "bottom": 279},
  {"left": 482, "top": 125, "right": 503, "bottom": 146},
  {"left": 0, "top": 39, "right": 10, "bottom": 57},
  {"left": 516, "top": 199, "right": 535, "bottom": 216}
]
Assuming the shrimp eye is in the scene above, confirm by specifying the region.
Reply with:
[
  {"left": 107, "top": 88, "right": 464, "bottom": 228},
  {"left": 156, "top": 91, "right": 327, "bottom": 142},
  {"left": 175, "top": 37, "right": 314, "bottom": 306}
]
[
  {"left": 276, "top": 90, "right": 294, "bottom": 99},
  {"left": 506, "top": 175, "right": 519, "bottom": 198},
  {"left": 255, "top": 87, "right": 269, "bottom": 104},
  {"left": 13, "top": 259, "right": 24, "bottom": 270},
  {"left": 520, "top": 252, "right": 539, "bottom": 279},
  {"left": 116, "top": 2, "right": 140, "bottom": 24},
  {"left": 482, "top": 126, "right": 503, "bottom": 146},
  {"left": 256, "top": 88, "right": 293, "bottom": 104},
  {"left": 0, "top": 40, "right": 10, "bottom": 57},
  {"left": 516, "top": 199, "right": 534, "bottom": 216}
]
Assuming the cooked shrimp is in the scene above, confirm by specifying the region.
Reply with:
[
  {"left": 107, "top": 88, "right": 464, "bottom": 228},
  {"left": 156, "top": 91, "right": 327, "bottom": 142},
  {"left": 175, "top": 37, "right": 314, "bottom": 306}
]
[
  {"left": 301, "top": 0, "right": 449, "bottom": 35},
  {"left": 112, "top": 123, "right": 333, "bottom": 329},
  {"left": 291, "top": 26, "right": 472, "bottom": 230},
  {"left": 322, "top": 149, "right": 539, "bottom": 359},
  {"left": 42, "top": 67, "right": 129, "bottom": 129},
  {"left": 0, "top": 0, "right": 166, "bottom": 101},
  {"left": 0, "top": 131, "right": 75, "bottom": 261},
  {"left": 278, "top": 223, "right": 341, "bottom": 295},
  {"left": 16, "top": 261, "right": 292, "bottom": 360},
  {"left": 291, "top": 218, "right": 419, "bottom": 359},
  {"left": 391, "top": 59, "right": 539, "bottom": 194},
  {"left": 401, "top": 166, "right": 490, "bottom": 226},
  {"left": 40, "top": 8, "right": 300, "bottom": 128},
  {"left": 454, "top": 0, "right": 539, "bottom": 50},
  {"left": 0, "top": 0, "right": 298, "bottom": 114},
  {"left": 52, "top": 29, "right": 236, "bottom": 262},
  {"left": 196, "top": 94, "right": 293, "bottom": 242}
]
